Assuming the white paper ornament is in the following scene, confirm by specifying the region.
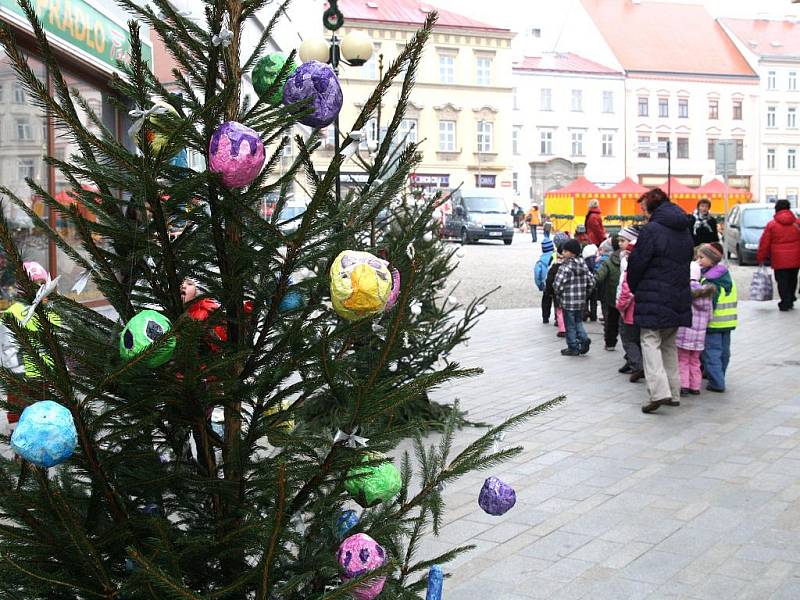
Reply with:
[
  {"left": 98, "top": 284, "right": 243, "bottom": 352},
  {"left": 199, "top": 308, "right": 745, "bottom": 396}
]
[
  {"left": 423, "top": 232, "right": 433, "bottom": 242},
  {"left": 456, "top": 248, "right": 466, "bottom": 258},
  {"left": 410, "top": 302, "right": 422, "bottom": 316}
]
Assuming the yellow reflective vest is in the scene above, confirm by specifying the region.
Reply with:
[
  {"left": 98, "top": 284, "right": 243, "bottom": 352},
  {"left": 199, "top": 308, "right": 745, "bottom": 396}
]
[{"left": 704, "top": 280, "right": 738, "bottom": 331}]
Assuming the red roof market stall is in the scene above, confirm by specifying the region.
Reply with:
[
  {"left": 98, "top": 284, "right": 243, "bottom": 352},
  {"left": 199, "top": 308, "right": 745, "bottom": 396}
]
[
  {"left": 544, "top": 177, "right": 618, "bottom": 227},
  {"left": 608, "top": 177, "right": 649, "bottom": 216},
  {"left": 696, "top": 179, "right": 752, "bottom": 214}
]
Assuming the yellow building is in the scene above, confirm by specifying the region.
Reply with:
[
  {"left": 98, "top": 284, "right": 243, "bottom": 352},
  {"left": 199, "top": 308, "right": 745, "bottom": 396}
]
[{"left": 309, "top": 0, "right": 516, "bottom": 197}]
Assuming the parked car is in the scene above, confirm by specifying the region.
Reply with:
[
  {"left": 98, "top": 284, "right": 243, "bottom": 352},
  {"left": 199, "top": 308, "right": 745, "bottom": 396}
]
[
  {"left": 723, "top": 203, "right": 800, "bottom": 265},
  {"left": 442, "top": 189, "right": 514, "bottom": 245}
]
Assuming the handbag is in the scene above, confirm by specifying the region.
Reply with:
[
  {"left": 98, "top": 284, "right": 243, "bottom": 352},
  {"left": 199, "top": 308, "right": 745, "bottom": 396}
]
[{"left": 750, "top": 266, "right": 774, "bottom": 302}]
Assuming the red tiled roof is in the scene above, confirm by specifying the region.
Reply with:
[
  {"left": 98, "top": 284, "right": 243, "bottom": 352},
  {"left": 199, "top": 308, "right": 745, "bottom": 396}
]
[
  {"left": 581, "top": 0, "right": 756, "bottom": 78},
  {"left": 335, "top": 0, "right": 509, "bottom": 32},
  {"left": 514, "top": 52, "right": 621, "bottom": 76},
  {"left": 721, "top": 18, "right": 800, "bottom": 58}
]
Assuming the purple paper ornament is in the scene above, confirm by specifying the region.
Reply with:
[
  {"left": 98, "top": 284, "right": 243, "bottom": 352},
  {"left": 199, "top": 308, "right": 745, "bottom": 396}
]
[
  {"left": 384, "top": 267, "right": 401, "bottom": 312},
  {"left": 478, "top": 476, "right": 516, "bottom": 516},
  {"left": 282, "top": 61, "right": 343, "bottom": 128},
  {"left": 208, "top": 121, "right": 265, "bottom": 188},
  {"left": 337, "top": 533, "right": 387, "bottom": 600}
]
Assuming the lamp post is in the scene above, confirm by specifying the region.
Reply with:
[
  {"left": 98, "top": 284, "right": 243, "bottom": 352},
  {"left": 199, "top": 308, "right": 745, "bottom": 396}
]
[{"left": 298, "top": 0, "right": 373, "bottom": 202}]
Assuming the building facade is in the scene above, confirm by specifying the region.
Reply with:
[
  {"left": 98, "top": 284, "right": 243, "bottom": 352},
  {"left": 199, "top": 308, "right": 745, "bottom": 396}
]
[
  {"left": 721, "top": 17, "right": 800, "bottom": 204},
  {"left": 307, "top": 0, "right": 516, "bottom": 198},
  {"left": 512, "top": 53, "right": 625, "bottom": 207}
]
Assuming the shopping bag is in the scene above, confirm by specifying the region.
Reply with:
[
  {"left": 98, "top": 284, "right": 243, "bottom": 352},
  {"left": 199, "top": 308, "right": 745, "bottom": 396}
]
[{"left": 750, "top": 266, "right": 774, "bottom": 302}]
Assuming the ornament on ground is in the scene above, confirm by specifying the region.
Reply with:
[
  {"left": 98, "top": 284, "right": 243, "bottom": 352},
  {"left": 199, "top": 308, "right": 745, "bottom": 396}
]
[
  {"left": 10, "top": 401, "right": 77, "bottom": 468},
  {"left": 209, "top": 121, "right": 266, "bottom": 188},
  {"left": 478, "top": 476, "right": 516, "bottom": 516},
  {"left": 337, "top": 533, "right": 387, "bottom": 600}
]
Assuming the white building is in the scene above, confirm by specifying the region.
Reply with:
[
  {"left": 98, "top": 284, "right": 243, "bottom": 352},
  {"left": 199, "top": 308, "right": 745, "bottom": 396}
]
[
  {"left": 560, "top": 0, "right": 760, "bottom": 193},
  {"left": 720, "top": 17, "right": 800, "bottom": 203},
  {"left": 512, "top": 53, "right": 625, "bottom": 206}
]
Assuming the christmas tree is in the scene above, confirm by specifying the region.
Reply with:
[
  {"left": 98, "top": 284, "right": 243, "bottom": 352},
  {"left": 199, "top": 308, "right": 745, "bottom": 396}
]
[{"left": 0, "top": 1, "right": 554, "bottom": 597}]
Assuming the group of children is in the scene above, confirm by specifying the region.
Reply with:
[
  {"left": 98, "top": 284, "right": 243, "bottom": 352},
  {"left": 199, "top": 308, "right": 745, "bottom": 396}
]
[{"left": 534, "top": 225, "right": 737, "bottom": 396}]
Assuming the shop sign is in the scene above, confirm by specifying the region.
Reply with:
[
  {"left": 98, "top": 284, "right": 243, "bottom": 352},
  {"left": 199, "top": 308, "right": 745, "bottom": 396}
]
[
  {"left": 410, "top": 174, "right": 449, "bottom": 187},
  {"left": 475, "top": 174, "right": 496, "bottom": 188},
  {"left": 318, "top": 171, "right": 371, "bottom": 184},
  {"left": 500, "top": 181, "right": 512, "bottom": 188},
  {"left": 0, "top": 0, "right": 153, "bottom": 71}
]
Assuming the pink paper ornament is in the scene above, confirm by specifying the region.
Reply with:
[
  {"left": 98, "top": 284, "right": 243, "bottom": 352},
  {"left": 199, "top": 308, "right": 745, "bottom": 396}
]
[
  {"left": 208, "top": 121, "right": 265, "bottom": 188},
  {"left": 337, "top": 533, "right": 387, "bottom": 600}
]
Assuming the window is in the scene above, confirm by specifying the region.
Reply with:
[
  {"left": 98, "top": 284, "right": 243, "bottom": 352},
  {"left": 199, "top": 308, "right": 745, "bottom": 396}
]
[
  {"left": 707, "top": 139, "right": 717, "bottom": 160},
  {"left": 13, "top": 83, "right": 25, "bottom": 104},
  {"left": 438, "top": 120, "right": 456, "bottom": 151},
  {"left": 637, "top": 135, "right": 651, "bottom": 158},
  {"left": 601, "top": 131, "right": 614, "bottom": 157},
  {"left": 540, "top": 88, "right": 552, "bottom": 111},
  {"left": 571, "top": 89, "right": 583, "bottom": 112},
  {"left": 735, "top": 139, "right": 744, "bottom": 161},
  {"left": 789, "top": 71, "right": 797, "bottom": 91},
  {"left": 638, "top": 96, "right": 648, "bottom": 117},
  {"left": 438, "top": 55, "right": 455, "bottom": 84},
  {"left": 16, "top": 118, "right": 32, "bottom": 140},
  {"left": 768, "top": 71, "right": 776, "bottom": 90},
  {"left": 570, "top": 130, "right": 584, "bottom": 156},
  {"left": 512, "top": 126, "right": 521, "bottom": 155},
  {"left": 398, "top": 118, "right": 417, "bottom": 144},
  {"left": 512, "top": 87, "right": 519, "bottom": 110},
  {"left": 733, "top": 99, "right": 742, "bottom": 120},
  {"left": 513, "top": 172, "right": 519, "bottom": 194},
  {"left": 708, "top": 99, "right": 719, "bottom": 120},
  {"left": 17, "top": 158, "right": 34, "bottom": 181},
  {"left": 539, "top": 129, "right": 553, "bottom": 155},
  {"left": 364, "top": 50, "right": 378, "bottom": 80},
  {"left": 602, "top": 90, "right": 614, "bottom": 113},
  {"left": 677, "top": 137, "right": 689, "bottom": 159},
  {"left": 678, "top": 98, "right": 689, "bottom": 118},
  {"left": 476, "top": 56, "right": 492, "bottom": 85},
  {"left": 789, "top": 107, "right": 797, "bottom": 129},
  {"left": 657, "top": 136, "right": 670, "bottom": 158},
  {"left": 767, "top": 106, "right": 776, "bottom": 128},
  {"left": 658, "top": 98, "right": 669, "bottom": 118},
  {"left": 789, "top": 149, "right": 797, "bottom": 170},
  {"left": 359, "top": 118, "right": 378, "bottom": 150},
  {"left": 767, "top": 148, "right": 776, "bottom": 169},
  {"left": 476, "top": 120, "right": 493, "bottom": 152},
  {"left": 530, "top": 27, "right": 541, "bottom": 38}
]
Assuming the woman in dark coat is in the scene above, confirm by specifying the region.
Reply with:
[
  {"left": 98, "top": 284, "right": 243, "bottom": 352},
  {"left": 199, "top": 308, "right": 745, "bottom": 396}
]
[
  {"left": 627, "top": 188, "right": 694, "bottom": 414},
  {"left": 585, "top": 199, "right": 607, "bottom": 246},
  {"left": 688, "top": 198, "right": 719, "bottom": 246}
]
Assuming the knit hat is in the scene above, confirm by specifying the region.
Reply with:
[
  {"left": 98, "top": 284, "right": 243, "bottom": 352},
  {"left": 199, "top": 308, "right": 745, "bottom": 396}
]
[
  {"left": 575, "top": 224, "right": 586, "bottom": 234},
  {"left": 698, "top": 243, "right": 723, "bottom": 264},
  {"left": 690, "top": 261, "right": 702, "bottom": 282},
  {"left": 562, "top": 239, "right": 582, "bottom": 256},
  {"left": 599, "top": 239, "right": 613, "bottom": 254},
  {"left": 618, "top": 226, "right": 639, "bottom": 242},
  {"left": 582, "top": 243, "right": 598, "bottom": 259},
  {"left": 541, "top": 238, "right": 554, "bottom": 253}
]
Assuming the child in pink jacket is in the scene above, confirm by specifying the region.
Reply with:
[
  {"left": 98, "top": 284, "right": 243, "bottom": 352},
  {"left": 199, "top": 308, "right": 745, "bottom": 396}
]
[
  {"left": 615, "top": 227, "right": 643, "bottom": 380},
  {"left": 676, "top": 261, "right": 715, "bottom": 396}
]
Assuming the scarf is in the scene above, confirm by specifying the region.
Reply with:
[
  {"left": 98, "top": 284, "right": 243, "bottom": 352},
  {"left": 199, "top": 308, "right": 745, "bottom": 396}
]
[{"left": 692, "top": 210, "right": 714, "bottom": 236}]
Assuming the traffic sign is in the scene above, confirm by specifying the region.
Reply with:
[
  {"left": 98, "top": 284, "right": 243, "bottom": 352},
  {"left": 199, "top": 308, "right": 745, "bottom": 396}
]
[{"left": 715, "top": 140, "right": 737, "bottom": 176}]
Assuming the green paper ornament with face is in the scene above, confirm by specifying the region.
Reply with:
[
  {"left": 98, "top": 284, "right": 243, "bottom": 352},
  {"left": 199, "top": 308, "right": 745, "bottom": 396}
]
[
  {"left": 344, "top": 452, "right": 402, "bottom": 508},
  {"left": 119, "top": 310, "right": 176, "bottom": 368},
  {"left": 253, "top": 53, "right": 297, "bottom": 105}
]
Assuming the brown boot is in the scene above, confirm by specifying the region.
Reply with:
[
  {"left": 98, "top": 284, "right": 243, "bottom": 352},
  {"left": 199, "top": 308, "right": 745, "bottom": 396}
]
[{"left": 629, "top": 370, "right": 645, "bottom": 383}]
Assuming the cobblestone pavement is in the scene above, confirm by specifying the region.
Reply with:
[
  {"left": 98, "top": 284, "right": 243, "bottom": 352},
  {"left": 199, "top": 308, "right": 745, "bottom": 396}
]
[
  {"left": 425, "top": 301, "right": 800, "bottom": 598},
  {"left": 445, "top": 232, "right": 759, "bottom": 310}
]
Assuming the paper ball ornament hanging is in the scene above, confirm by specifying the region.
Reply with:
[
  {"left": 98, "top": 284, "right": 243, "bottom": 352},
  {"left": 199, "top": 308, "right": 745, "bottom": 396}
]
[
  {"left": 478, "top": 476, "right": 516, "bottom": 516},
  {"left": 282, "top": 61, "right": 343, "bottom": 128},
  {"left": 335, "top": 509, "right": 360, "bottom": 540},
  {"left": 144, "top": 101, "right": 179, "bottom": 155},
  {"left": 279, "top": 289, "right": 304, "bottom": 312},
  {"left": 344, "top": 452, "right": 402, "bottom": 508},
  {"left": 330, "top": 251, "right": 392, "bottom": 321},
  {"left": 253, "top": 52, "right": 297, "bottom": 105},
  {"left": 384, "top": 267, "right": 401, "bottom": 312},
  {"left": 119, "top": 310, "right": 176, "bottom": 368},
  {"left": 10, "top": 401, "right": 77, "bottom": 468},
  {"left": 337, "top": 533, "right": 387, "bottom": 600},
  {"left": 209, "top": 121, "right": 265, "bottom": 188}
]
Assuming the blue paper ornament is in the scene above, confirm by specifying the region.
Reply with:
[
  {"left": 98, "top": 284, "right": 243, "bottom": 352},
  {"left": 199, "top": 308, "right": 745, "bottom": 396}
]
[
  {"left": 426, "top": 564, "right": 443, "bottom": 600},
  {"left": 335, "top": 509, "right": 360, "bottom": 540},
  {"left": 279, "top": 289, "right": 304, "bottom": 312},
  {"left": 10, "top": 401, "right": 77, "bottom": 468}
]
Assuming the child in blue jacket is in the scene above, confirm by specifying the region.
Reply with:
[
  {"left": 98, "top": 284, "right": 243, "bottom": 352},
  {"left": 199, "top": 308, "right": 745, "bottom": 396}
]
[{"left": 535, "top": 237, "right": 555, "bottom": 323}]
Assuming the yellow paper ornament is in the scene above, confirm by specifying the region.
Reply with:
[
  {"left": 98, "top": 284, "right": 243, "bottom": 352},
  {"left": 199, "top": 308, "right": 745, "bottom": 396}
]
[{"left": 329, "top": 250, "right": 392, "bottom": 321}]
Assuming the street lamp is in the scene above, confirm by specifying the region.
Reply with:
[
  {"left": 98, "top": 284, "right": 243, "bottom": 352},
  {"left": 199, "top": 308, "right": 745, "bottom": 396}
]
[{"left": 298, "top": 0, "right": 374, "bottom": 202}]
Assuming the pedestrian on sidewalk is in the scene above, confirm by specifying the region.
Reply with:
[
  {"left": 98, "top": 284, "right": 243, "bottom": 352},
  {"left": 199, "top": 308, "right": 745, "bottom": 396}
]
[
  {"left": 676, "top": 261, "right": 714, "bottom": 397},
  {"left": 535, "top": 237, "right": 555, "bottom": 323},
  {"left": 616, "top": 227, "right": 643, "bottom": 378},
  {"left": 627, "top": 188, "right": 694, "bottom": 414},
  {"left": 585, "top": 199, "right": 607, "bottom": 246},
  {"left": 688, "top": 198, "right": 719, "bottom": 247},
  {"left": 596, "top": 235, "right": 621, "bottom": 351},
  {"left": 698, "top": 243, "right": 738, "bottom": 393},
  {"left": 526, "top": 205, "right": 541, "bottom": 242},
  {"left": 553, "top": 239, "right": 595, "bottom": 356},
  {"left": 756, "top": 199, "right": 800, "bottom": 312}
]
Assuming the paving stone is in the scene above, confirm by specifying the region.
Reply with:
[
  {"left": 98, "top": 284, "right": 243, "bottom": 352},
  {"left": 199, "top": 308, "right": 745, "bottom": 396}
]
[{"left": 519, "top": 530, "right": 593, "bottom": 559}]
